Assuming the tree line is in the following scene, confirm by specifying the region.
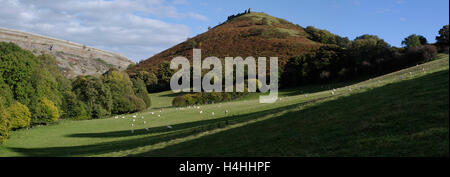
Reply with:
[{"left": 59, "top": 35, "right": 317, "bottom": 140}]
[
  {"left": 0, "top": 42, "right": 151, "bottom": 143},
  {"left": 281, "top": 25, "right": 448, "bottom": 88}
]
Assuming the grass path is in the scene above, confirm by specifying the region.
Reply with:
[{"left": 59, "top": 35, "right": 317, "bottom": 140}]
[{"left": 0, "top": 55, "right": 448, "bottom": 157}]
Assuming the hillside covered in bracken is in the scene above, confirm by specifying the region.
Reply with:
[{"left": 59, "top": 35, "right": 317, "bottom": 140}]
[{"left": 128, "top": 12, "right": 321, "bottom": 74}]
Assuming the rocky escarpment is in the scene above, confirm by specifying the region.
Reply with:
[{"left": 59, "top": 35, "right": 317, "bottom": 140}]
[{"left": 0, "top": 27, "right": 134, "bottom": 78}]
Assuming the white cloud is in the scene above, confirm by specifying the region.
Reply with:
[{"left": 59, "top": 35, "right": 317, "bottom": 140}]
[
  {"left": 172, "top": 0, "right": 188, "bottom": 5},
  {"left": 0, "top": 0, "right": 206, "bottom": 61}
]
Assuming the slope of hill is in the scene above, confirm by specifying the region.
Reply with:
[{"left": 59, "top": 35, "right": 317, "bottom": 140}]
[
  {"left": 128, "top": 12, "right": 320, "bottom": 74},
  {"left": 0, "top": 55, "right": 447, "bottom": 157},
  {"left": 0, "top": 27, "right": 134, "bottom": 78}
]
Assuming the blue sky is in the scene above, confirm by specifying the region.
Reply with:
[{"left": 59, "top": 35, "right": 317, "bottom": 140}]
[
  {"left": 166, "top": 0, "right": 449, "bottom": 46},
  {"left": 0, "top": 0, "right": 448, "bottom": 61}
]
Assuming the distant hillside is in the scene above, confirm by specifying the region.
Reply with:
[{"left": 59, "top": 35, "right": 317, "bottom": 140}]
[
  {"left": 128, "top": 12, "right": 321, "bottom": 74},
  {"left": 0, "top": 27, "right": 134, "bottom": 78}
]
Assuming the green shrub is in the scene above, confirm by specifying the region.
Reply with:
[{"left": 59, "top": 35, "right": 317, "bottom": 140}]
[
  {"left": 172, "top": 96, "right": 187, "bottom": 107},
  {"left": 222, "top": 93, "right": 232, "bottom": 101},
  {"left": 172, "top": 90, "right": 249, "bottom": 107},
  {"left": 156, "top": 62, "right": 175, "bottom": 91},
  {"left": 0, "top": 42, "right": 37, "bottom": 105},
  {"left": 7, "top": 102, "right": 31, "bottom": 129},
  {"left": 0, "top": 75, "right": 14, "bottom": 106},
  {"left": 402, "top": 34, "right": 427, "bottom": 48},
  {"left": 131, "top": 71, "right": 158, "bottom": 92},
  {"left": 32, "top": 97, "right": 59, "bottom": 124},
  {"left": 208, "top": 92, "right": 223, "bottom": 103},
  {"left": 132, "top": 78, "right": 151, "bottom": 108},
  {"left": 184, "top": 94, "right": 195, "bottom": 105},
  {"left": 0, "top": 100, "right": 10, "bottom": 144},
  {"left": 61, "top": 91, "right": 89, "bottom": 120},
  {"left": 72, "top": 75, "right": 112, "bottom": 118},
  {"left": 91, "top": 104, "right": 110, "bottom": 119},
  {"left": 103, "top": 69, "right": 139, "bottom": 114},
  {"left": 129, "top": 95, "right": 146, "bottom": 112}
]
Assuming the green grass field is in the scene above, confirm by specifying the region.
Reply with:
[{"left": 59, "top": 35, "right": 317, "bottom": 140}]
[{"left": 0, "top": 55, "right": 448, "bottom": 157}]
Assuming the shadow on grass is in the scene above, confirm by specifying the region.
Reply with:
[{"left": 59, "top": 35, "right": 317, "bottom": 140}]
[
  {"left": 159, "top": 91, "right": 185, "bottom": 97},
  {"left": 131, "top": 70, "right": 449, "bottom": 157},
  {"left": 8, "top": 96, "right": 323, "bottom": 157}
]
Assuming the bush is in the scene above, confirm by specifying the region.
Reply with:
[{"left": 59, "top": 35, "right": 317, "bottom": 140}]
[
  {"left": 72, "top": 75, "right": 112, "bottom": 118},
  {"left": 132, "top": 78, "right": 151, "bottom": 108},
  {"left": 156, "top": 62, "right": 175, "bottom": 91},
  {"left": 0, "top": 42, "right": 37, "bottom": 105},
  {"left": 172, "top": 96, "right": 187, "bottom": 107},
  {"left": 172, "top": 91, "right": 249, "bottom": 107},
  {"left": 131, "top": 71, "right": 158, "bottom": 92},
  {"left": 91, "top": 104, "right": 110, "bottom": 119},
  {"left": 103, "top": 69, "right": 141, "bottom": 114},
  {"left": 0, "top": 75, "right": 14, "bottom": 107},
  {"left": 0, "top": 100, "right": 10, "bottom": 144},
  {"left": 129, "top": 95, "right": 146, "bottom": 112},
  {"left": 32, "top": 97, "right": 59, "bottom": 124},
  {"left": 7, "top": 102, "right": 31, "bottom": 129},
  {"left": 112, "top": 96, "right": 136, "bottom": 114},
  {"left": 402, "top": 34, "right": 427, "bottom": 48},
  {"left": 61, "top": 91, "right": 89, "bottom": 120},
  {"left": 405, "top": 45, "right": 438, "bottom": 63}
]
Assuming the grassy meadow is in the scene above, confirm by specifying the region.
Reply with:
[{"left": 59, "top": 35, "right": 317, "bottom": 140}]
[{"left": 0, "top": 55, "right": 448, "bottom": 157}]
